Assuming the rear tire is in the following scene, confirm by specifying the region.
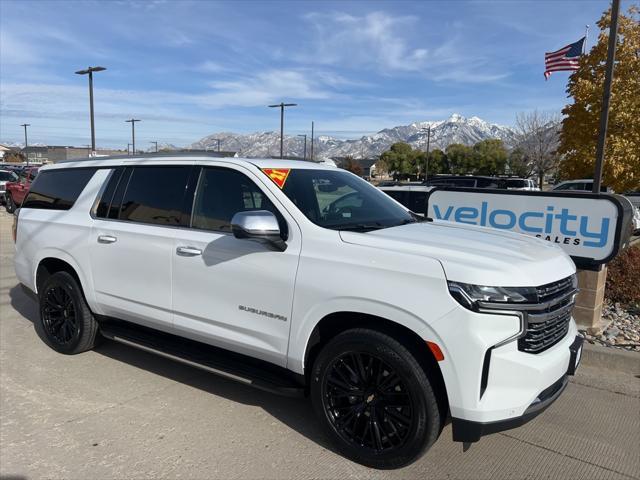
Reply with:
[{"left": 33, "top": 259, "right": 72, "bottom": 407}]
[
  {"left": 5, "top": 194, "right": 16, "bottom": 213},
  {"left": 310, "top": 328, "right": 441, "bottom": 469},
  {"left": 38, "top": 271, "right": 99, "bottom": 354}
]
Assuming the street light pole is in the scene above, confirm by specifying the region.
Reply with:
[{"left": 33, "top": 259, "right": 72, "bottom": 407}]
[
  {"left": 421, "top": 125, "right": 431, "bottom": 181},
  {"left": 593, "top": 0, "right": 620, "bottom": 194},
  {"left": 75, "top": 66, "right": 106, "bottom": 155},
  {"left": 21, "top": 123, "right": 30, "bottom": 166},
  {"left": 310, "top": 121, "right": 314, "bottom": 162},
  {"left": 268, "top": 102, "right": 297, "bottom": 158},
  {"left": 125, "top": 119, "right": 141, "bottom": 155},
  {"left": 150, "top": 141, "right": 158, "bottom": 153},
  {"left": 217, "top": 139, "right": 221, "bottom": 152},
  {"left": 297, "top": 134, "right": 307, "bottom": 160},
  {"left": 127, "top": 143, "right": 132, "bottom": 156}
]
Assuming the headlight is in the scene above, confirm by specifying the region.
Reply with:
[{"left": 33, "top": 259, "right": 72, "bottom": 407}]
[{"left": 448, "top": 281, "right": 537, "bottom": 310}]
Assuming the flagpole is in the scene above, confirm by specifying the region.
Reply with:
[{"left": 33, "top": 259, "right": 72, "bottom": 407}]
[
  {"left": 584, "top": 24, "right": 589, "bottom": 53},
  {"left": 593, "top": 0, "right": 620, "bottom": 194}
]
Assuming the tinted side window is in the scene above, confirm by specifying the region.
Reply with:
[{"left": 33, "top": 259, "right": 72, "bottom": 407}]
[
  {"left": 383, "top": 190, "right": 408, "bottom": 207},
  {"left": 192, "top": 167, "right": 285, "bottom": 235},
  {"left": 22, "top": 168, "right": 97, "bottom": 210},
  {"left": 119, "top": 166, "right": 190, "bottom": 225},
  {"left": 95, "top": 167, "right": 125, "bottom": 218},
  {"left": 409, "top": 191, "right": 427, "bottom": 213}
]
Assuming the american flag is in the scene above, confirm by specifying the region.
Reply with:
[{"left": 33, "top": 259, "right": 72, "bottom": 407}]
[{"left": 544, "top": 37, "right": 585, "bottom": 80}]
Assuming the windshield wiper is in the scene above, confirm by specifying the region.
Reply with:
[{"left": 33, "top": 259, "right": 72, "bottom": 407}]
[
  {"left": 327, "top": 222, "right": 385, "bottom": 232},
  {"left": 396, "top": 214, "right": 433, "bottom": 226}
]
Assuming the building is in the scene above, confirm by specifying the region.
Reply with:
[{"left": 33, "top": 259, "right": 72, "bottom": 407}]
[
  {"left": 331, "top": 157, "right": 379, "bottom": 178},
  {"left": 0, "top": 144, "right": 14, "bottom": 159},
  {"left": 21, "top": 146, "right": 128, "bottom": 163}
]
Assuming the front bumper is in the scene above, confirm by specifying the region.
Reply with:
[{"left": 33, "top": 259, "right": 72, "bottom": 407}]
[{"left": 451, "top": 335, "right": 583, "bottom": 443}]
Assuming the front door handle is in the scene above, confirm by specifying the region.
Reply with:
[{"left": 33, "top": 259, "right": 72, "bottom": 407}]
[
  {"left": 97, "top": 235, "right": 117, "bottom": 244},
  {"left": 176, "top": 246, "right": 202, "bottom": 257}
]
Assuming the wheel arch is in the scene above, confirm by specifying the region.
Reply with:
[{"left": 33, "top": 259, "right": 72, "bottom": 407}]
[
  {"left": 303, "top": 311, "right": 449, "bottom": 421},
  {"left": 35, "top": 252, "right": 88, "bottom": 297}
]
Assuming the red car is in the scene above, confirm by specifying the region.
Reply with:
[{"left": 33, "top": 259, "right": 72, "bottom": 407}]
[{"left": 4, "top": 167, "right": 39, "bottom": 214}]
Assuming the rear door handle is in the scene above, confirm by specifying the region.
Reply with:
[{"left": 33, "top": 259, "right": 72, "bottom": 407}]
[
  {"left": 176, "top": 246, "right": 202, "bottom": 257},
  {"left": 97, "top": 235, "right": 117, "bottom": 244}
]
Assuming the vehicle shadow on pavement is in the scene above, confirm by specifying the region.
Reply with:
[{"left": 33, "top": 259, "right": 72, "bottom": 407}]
[{"left": 8, "top": 284, "right": 336, "bottom": 455}]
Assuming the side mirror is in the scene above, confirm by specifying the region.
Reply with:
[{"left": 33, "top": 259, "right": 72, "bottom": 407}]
[{"left": 230, "top": 210, "right": 287, "bottom": 251}]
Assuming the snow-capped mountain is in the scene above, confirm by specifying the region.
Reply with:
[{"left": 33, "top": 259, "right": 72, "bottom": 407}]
[{"left": 191, "top": 114, "right": 517, "bottom": 159}]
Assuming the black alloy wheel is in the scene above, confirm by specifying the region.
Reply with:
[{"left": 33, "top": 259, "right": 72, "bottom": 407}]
[
  {"left": 38, "top": 271, "right": 100, "bottom": 354},
  {"left": 42, "top": 285, "right": 79, "bottom": 345},
  {"left": 323, "top": 352, "right": 414, "bottom": 453},
  {"left": 311, "top": 328, "right": 441, "bottom": 469},
  {"left": 5, "top": 194, "right": 16, "bottom": 213}
]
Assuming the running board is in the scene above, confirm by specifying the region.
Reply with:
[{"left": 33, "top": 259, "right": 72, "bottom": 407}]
[{"left": 99, "top": 320, "right": 305, "bottom": 397}]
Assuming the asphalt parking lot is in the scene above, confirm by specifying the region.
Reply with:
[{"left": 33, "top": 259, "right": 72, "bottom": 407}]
[{"left": 1, "top": 210, "right": 639, "bottom": 480}]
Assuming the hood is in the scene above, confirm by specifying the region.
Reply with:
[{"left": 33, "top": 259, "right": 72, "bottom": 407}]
[{"left": 339, "top": 221, "right": 576, "bottom": 287}]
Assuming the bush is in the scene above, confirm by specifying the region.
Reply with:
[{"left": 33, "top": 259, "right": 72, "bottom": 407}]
[{"left": 605, "top": 245, "right": 640, "bottom": 306}]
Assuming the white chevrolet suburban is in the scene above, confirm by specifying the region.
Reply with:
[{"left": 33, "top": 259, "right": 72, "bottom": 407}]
[{"left": 13, "top": 156, "right": 583, "bottom": 469}]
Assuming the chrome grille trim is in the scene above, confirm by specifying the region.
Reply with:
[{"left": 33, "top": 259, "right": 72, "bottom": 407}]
[{"left": 478, "top": 275, "right": 577, "bottom": 354}]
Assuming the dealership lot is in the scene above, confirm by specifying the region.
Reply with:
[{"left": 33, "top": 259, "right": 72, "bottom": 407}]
[{"left": 0, "top": 210, "right": 639, "bottom": 479}]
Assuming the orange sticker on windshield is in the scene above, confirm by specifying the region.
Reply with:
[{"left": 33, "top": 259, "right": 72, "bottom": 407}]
[{"left": 262, "top": 168, "right": 291, "bottom": 189}]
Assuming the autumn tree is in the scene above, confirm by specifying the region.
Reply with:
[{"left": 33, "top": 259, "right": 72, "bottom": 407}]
[
  {"left": 341, "top": 156, "right": 363, "bottom": 176},
  {"left": 558, "top": 5, "right": 640, "bottom": 192}
]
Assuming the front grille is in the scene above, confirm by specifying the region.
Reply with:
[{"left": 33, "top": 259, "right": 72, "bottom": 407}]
[{"left": 518, "top": 276, "right": 577, "bottom": 354}]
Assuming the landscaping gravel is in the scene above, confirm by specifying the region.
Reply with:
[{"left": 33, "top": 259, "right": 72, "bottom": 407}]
[{"left": 580, "top": 301, "right": 640, "bottom": 352}]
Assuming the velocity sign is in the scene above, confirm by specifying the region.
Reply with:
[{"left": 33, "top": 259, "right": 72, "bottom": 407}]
[{"left": 426, "top": 188, "right": 632, "bottom": 269}]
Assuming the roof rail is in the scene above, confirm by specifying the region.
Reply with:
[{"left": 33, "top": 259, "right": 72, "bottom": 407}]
[{"left": 56, "top": 151, "right": 239, "bottom": 164}]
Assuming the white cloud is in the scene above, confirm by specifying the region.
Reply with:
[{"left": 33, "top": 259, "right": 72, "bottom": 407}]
[
  {"left": 302, "top": 11, "right": 510, "bottom": 83},
  {"left": 304, "top": 11, "right": 428, "bottom": 72},
  {"left": 202, "top": 69, "right": 336, "bottom": 107},
  {"left": 0, "top": 68, "right": 340, "bottom": 124},
  {"left": 0, "top": 31, "right": 40, "bottom": 66}
]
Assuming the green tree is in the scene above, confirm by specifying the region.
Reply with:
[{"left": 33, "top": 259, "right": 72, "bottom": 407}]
[
  {"left": 558, "top": 5, "right": 640, "bottom": 192},
  {"left": 506, "top": 147, "right": 533, "bottom": 178},
  {"left": 445, "top": 144, "right": 474, "bottom": 174},
  {"left": 431, "top": 149, "right": 448, "bottom": 175},
  {"left": 380, "top": 142, "right": 419, "bottom": 178},
  {"left": 472, "top": 139, "right": 508, "bottom": 175}
]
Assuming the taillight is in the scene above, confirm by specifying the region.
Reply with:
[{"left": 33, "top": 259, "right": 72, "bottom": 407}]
[{"left": 12, "top": 209, "right": 19, "bottom": 243}]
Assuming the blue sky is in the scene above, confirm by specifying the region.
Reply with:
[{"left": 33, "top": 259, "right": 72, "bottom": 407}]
[{"left": 0, "top": 0, "right": 621, "bottom": 149}]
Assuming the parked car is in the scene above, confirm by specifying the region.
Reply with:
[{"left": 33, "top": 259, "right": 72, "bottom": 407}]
[
  {"left": 4, "top": 167, "right": 38, "bottom": 213},
  {"left": 0, "top": 169, "right": 19, "bottom": 205},
  {"left": 504, "top": 178, "right": 540, "bottom": 191},
  {"left": 552, "top": 179, "right": 614, "bottom": 193},
  {"left": 14, "top": 156, "right": 582, "bottom": 468},
  {"left": 378, "top": 185, "right": 433, "bottom": 216},
  {"left": 553, "top": 180, "right": 639, "bottom": 233},
  {"left": 424, "top": 175, "right": 503, "bottom": 189}
]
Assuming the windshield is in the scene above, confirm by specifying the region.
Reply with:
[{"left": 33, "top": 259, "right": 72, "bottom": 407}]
[
  {"left": 279, "top": 169, "right": 416, "bottom": 231},
  {"left": 0, "top": 171, "right": 19, "bottom": 182}
]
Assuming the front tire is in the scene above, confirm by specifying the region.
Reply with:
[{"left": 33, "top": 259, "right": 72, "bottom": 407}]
[
  {"left": 5, "top": 194, "right": 16, "bottom": 213},
  {"left": 38, "top": 271, "right": 99, "bottom": 354},
  {"left": 311, "top": 328, "right": 441, "bottom": 469}
]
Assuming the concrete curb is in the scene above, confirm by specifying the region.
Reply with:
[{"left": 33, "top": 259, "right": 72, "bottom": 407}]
[{"left": 581, "top": 341, "right": 640, "bottom": 373}]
